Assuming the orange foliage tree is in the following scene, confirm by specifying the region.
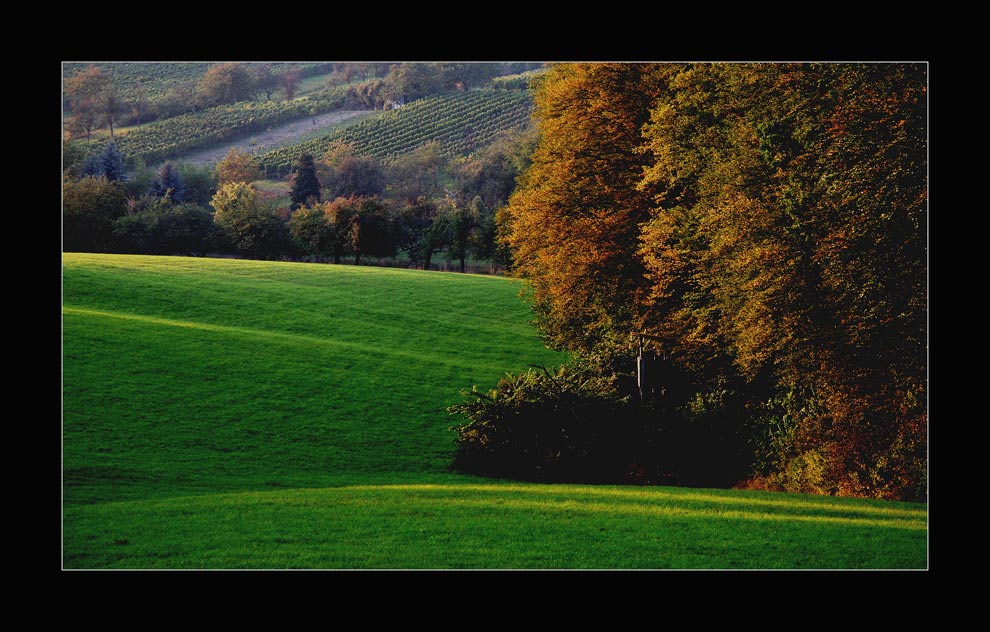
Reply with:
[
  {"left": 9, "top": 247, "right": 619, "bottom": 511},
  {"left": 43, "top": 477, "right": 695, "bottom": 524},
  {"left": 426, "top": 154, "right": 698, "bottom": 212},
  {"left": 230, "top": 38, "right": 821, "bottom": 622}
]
[{"left": 502, "top": 62, "right": 927, "bottom": 500}]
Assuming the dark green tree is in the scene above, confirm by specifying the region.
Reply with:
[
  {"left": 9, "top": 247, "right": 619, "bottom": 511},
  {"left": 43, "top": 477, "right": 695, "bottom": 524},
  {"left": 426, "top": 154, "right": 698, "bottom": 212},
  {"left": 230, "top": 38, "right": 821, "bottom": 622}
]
[
  {"left": 99, "top": 142, "right": 127, "bottom": 182},
  {"left": 446, "top": 198, "right": 476, "bottom": 273},
  {"left": 124, "top": 157, "right": 155, "bottom": 198},
  {"left": 112, "top": 200, "right": 217, "bottom": 256},
  {"left": 176, "top": 163, "right": 218, "bottom": 206},
  {"left": 81, "top": 153, "right": 102, "bottom": 178},
  {"left": 149, "top": 162, "right": 185, "bottom": 202},
  {"left": 396, "top": 198, "right": 448, "bottom": 269},
  {"left": 350, "top": 198, "right": 395, "bottom": 265},
  {"left": 290, "top": 153, "right": 321, "bottom": 210}
]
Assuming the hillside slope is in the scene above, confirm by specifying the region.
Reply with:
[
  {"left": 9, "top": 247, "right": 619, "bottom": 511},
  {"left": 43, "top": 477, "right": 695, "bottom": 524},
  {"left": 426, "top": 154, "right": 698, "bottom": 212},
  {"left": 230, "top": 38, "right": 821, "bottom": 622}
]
[
  {"left": 258, "top": 89, "right": 533, "bottom": 175},
  {"left": 61, "top": 254, "right": 927, "bottom": 568}
]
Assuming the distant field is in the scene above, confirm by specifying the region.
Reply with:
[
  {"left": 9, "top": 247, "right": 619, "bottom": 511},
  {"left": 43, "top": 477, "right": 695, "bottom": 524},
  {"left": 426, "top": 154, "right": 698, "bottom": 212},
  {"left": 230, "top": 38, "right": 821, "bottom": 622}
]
[{"left": 62, "top": 254, "right": 927, "bottom": 568}]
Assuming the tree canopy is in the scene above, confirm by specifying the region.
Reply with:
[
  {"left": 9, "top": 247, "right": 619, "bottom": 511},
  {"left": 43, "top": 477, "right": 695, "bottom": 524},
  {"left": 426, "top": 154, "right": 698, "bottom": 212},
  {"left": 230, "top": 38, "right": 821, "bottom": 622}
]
[{"left": 501, "top": 62, "right": 927, "bottom": 500}]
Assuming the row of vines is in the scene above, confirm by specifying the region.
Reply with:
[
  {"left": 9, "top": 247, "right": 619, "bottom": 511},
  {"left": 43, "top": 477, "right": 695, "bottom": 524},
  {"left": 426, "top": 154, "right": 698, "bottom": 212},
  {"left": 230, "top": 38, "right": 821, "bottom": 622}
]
[
  {"left": 63, "top": 62, "right": 334, "bottom": 106},
  {"left": 80, "top": 82, "right": 355, "bottom": 165},
  {"left": 258, "top": 90, "right": 533, "bottom": 175}
]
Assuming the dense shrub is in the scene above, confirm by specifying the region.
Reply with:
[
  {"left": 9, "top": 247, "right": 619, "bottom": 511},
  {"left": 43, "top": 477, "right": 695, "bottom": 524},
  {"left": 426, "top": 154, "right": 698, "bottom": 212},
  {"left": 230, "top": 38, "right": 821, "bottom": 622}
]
[
  {"left": 287, "top": 203, "right": 334, "bottom": 258},
  {"left": 449, "top": 363, "right": 631, "bottom": 483},
  {"left": 176, "top": 163, "right": 218, "bottom": 206},
  {"left": 63, "top": 176, "right": 128, "bottom": 252},
  {"left": 212, "top": 182, "right": 293, "bottom": 260},
  {"left": 112, "top": 200, "right": 217, "bottom": 255},
  {"left": 449, "top": 348, "right": 761, "bottom": 488}
]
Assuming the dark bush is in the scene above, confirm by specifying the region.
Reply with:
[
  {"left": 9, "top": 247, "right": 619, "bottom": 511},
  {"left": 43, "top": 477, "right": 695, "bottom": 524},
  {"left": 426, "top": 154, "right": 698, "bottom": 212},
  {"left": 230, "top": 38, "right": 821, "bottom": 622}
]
[
  {"left": 63, "top": 176, "right": 128, "bottom": 252},
  {"left": 449, "top": 363, "right": 633, "bottom": 483},
  {"left": 113, "top": 201, "right": 218, "bottom": 255},
  {"left": 449, "top": 353, "right": 760, "bottom": 488}
]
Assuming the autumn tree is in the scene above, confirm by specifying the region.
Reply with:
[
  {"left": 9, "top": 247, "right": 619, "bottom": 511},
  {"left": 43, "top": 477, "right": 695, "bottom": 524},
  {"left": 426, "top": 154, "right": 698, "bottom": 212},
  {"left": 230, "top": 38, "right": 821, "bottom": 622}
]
[
  {"left": 288, "top": 202, "right": 334, "bottom": 259},
  {"left": 216, "top": 147, "right": 262, "bottom": 184},
  {"left": 501, "top": 62, "right": 667, "bottom": 351},
  {"left": 101, "top": 79, "right": 123, "bottom": 139},
  {"left": 251, "top": 64, "right": 279, "bottom": 101},
  {"left": 64, "top": 66, "right": 110, "bottom": 142},
  {"left": 196, "top": 63, "right": 254, "bottom": 108},
  {"left": 504, "top": 62, "right": 927, "bottom": 500},
  {"left": 212, "top": 181, "right": 292, "bottom": 259},
  {"left": 290, "top": 153, "right": 321, "bottom": 210},
  {"left": 279, "top": 67, "right": 302, "bottom": 101}
]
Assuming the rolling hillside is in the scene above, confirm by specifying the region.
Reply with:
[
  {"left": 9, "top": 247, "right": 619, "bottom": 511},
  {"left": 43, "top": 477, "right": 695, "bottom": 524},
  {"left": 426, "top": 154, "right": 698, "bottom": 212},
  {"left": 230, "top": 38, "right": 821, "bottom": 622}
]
[
  {"left": 258, "top": 89, "right": 533, "bottom": 175},
  {"left": 62, "top": 254, "right": 927, "bottom": 568}
]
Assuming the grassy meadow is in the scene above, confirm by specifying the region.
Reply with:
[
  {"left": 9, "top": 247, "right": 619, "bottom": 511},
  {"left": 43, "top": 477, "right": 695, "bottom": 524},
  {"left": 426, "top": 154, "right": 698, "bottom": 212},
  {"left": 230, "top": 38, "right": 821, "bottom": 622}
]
[{"left": 62, "top": 254, "right": 927, "bottom": 568}]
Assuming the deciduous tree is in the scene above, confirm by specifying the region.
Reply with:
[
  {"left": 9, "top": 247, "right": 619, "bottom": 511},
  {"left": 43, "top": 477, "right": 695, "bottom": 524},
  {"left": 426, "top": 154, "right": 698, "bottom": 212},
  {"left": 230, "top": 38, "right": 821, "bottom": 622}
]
[
  {"left": 64, "top": 66, "right": 110, "bottom": 142},
  {"left": 211, "top": 181, "right": 292, "bottom": 259},
  {"left": 196, "top": 63, "right": 254, "bottom": 108},
  {"left": 63, "top": 175, "right": 128, "bottom": 252},
  {"left": 349, "top": 197, "right": 395, "bottom": 265},
  {"left": 216, "top": 147, "right": 262, "bottom": 184},
  {"left": 287, "top": 203, "right": 334, "bottom": 259},
  {"left": 279, "top": 67, "right": 302, "bottom": 101}
]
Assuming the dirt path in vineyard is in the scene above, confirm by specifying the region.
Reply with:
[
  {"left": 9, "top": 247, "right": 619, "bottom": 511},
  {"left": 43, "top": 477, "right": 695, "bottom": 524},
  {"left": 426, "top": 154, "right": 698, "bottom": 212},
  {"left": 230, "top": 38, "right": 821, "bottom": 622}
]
[{"left": 176, "top": 110, "right": 371, "bottom": 167}]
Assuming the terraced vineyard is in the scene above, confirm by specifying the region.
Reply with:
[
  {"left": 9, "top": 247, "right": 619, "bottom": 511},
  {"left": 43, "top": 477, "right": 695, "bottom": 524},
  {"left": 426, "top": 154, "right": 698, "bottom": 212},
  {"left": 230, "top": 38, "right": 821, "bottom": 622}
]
[
  {"left": 64, "top": 62, "right": 334, "bottom": 106},
  {"left": 86, "top": 84, "right": 358, "bottom": 165},
  {"left": 258, "top": 90, "right": 533, "bottom": 175},
  {"left": 63, "top": 62, "right": 212, "bottom": 103}
]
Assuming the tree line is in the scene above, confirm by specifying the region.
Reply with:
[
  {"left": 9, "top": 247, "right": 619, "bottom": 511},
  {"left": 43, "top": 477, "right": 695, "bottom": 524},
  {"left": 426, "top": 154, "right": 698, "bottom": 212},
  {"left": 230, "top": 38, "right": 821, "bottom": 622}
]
[
  {"left": 452, "top": 63, "right": 927, "bottom": 501},
  {"left": 63, "top": 129, "right": 534, "bottom": 272}
]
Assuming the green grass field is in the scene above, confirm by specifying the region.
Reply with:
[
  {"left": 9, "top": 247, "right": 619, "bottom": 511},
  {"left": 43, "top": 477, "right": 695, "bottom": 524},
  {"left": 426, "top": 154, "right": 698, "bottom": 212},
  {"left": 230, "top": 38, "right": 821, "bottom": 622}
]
[{"left": 62, "top": 254, "right": 927, "bottom": 569}]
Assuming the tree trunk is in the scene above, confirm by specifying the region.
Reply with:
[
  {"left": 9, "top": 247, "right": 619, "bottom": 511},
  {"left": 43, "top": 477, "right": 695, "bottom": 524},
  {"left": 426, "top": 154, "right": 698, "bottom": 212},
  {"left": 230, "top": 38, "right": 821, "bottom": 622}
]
[
  {"left": 109, "top": 115, "right": 114, "bottom": 139},
  {"left": 354, "top": 252, "right": 361, "bottom": 266},
  {"left": 460, "top": 255, "right": 466, "bottom": 273}
]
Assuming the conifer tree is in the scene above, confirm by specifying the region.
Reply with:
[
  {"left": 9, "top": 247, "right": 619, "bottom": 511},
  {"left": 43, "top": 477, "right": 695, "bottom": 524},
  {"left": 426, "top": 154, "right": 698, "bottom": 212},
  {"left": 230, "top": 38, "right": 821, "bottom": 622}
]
[
  {"left": 290, "top": 153, "right": 321, "bottom": 210},
  {"left": 149, "top": 162, "right": 185, "bottom": 202},
  {"left": 99, "top": 142, "right": 126, "bottom": 183}
]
